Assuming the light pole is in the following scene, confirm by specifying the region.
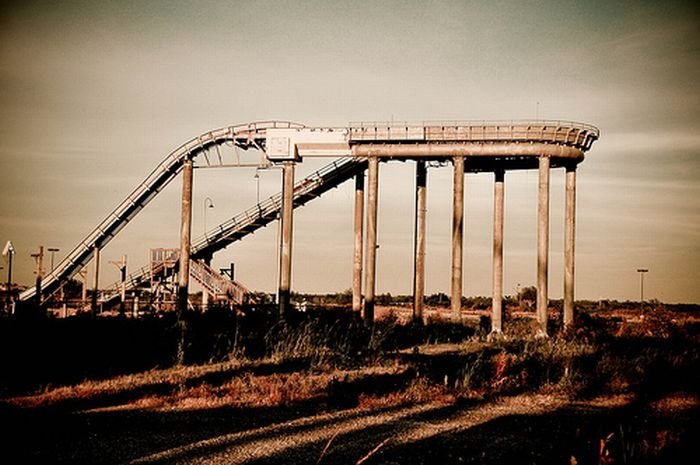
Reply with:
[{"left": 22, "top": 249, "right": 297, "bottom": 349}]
[
  {"left": 637, "top": 268, "right": 649, "bottom": 303},
  {"left": 2, "top": 241, "right": 14, "bottom": 314},
  {"left": 31, "top": 246, "right": 44, "bottom": 307},
  {"left": 203, "top": 197, "right": 214, "bottom": 235},
  {"left": 47, "top": 247, "right": 60, "bottom": 271},
  {"left": 254, "top": 170, "right": 261, "bottom": 204},
  {"left": 110, "top": 255, "right": 127, "bottom": 316}
]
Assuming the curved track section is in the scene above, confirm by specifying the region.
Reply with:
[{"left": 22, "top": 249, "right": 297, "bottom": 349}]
[{"left": 20, "top": 121, "right": 305, "bottom": 302}]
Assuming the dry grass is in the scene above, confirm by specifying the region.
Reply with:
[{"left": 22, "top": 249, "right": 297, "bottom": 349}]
[
  {"left": 6, "top": 360, "right": 412, "bottom": 412},
  {"left": 357, "top": 377, "right": 457, "bottom": 409},
  {"left": 7, "top": 358, "right": 267, "bottom": 408},
  {"left": 6, "top": 306, "right": 698, "bottom": 415}
]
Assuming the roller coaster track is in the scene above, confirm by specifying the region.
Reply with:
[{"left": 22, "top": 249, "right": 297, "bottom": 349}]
[
  {"left": 21, "top": 118, "right": 598, "bottom": 304},
  {"left": 19, "top": 121, "right": 306, "bottom": 302}
]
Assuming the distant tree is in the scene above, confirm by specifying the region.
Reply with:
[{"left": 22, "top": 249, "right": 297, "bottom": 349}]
[
  {"left": 426, "top": 293, "right": 449, "bottom": 307},
  {"left": 61, "top": 279, "right": 83, "bottom": 299},
  {"left": 518, "top": 286, "right": 537, "bottom": 310}
]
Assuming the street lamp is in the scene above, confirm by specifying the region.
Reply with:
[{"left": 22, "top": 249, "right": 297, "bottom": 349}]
[
  {"left": 636, "top": 268, "right": 649, "bottom": 303},
  {"left": 47, "top": 247, "right": 60, "bottom": 272},
  {"left": 203, "top": 197, "right": 214, "bottom": 235},
  {"left": 254, "top": 170, "right": 261, "bottom": 204}
]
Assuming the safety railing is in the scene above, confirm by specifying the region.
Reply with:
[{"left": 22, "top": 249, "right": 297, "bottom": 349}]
[
  {"left": 349, "top": 119, "right": 599, "bottom": 133},
  {"left": 348, "top": 120, "right": 599, "bottom": 149}
]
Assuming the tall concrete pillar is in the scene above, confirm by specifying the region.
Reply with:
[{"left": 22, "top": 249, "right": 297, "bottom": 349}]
[
  {"left": 537, "top": 156, "right": 550, "bottom": 337},
  {"left": 278, "top": 161, "right": 295, "bottom": 317},
  {"left": 177, "top": 158, "right": 194, "bottom": 318},
  {"left": 363, "top": 157, "right": 379, "bottom": 324},
  {"left": 352, "top": 172, "right": 365, "bottom": 314},
  {"left": 563, "top": 165, "right": 577, "bottom": 329},
  {"left": 92, "top": 245, "right": 100, "bottom": 314},
  {"left": 491, "top": 170, "right": 505, "bottom": 334},
  {"left": 413, "top": 161, "right": 427, "bottom": 322},
  {"left": 451, "top": 156, "right": 465, "bottom": 321}
]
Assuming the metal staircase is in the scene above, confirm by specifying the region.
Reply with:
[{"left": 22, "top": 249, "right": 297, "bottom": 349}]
[{"left": 188, "top": 259, "right": 251, "bottom": 304}]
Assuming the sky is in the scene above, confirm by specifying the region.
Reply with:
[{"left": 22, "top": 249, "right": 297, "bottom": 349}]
[{"left": 0, "top": 0, "right": 698, "bottom": 303}]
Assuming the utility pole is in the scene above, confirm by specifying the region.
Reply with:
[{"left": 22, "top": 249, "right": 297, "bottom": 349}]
[
  {"left": 110, "top": 255, "right": 127, "bottom": 316},
  {"left": 78, "top": 268, "right": 88, "bottom": 312},
  {"left": 47, "top": 247, "right": 60, "bottom": 271},
  {"left": 637, "top": 268, "right": 649, "bottom": 304},
  {"left": 31, "top": 246, "right": 44, "bottom": 308},
  {"left": 47, "top": 247, "right": 61, "bottom": 314}
]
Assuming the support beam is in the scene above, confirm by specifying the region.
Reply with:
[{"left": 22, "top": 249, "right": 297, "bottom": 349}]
[
  {"left": 491, "top": 170, "right": 505, "bottom": 335},
  {"left": 352, "top": 172, "right": 364, "bottom": 314},
  {"left": 563, "top": 165, "right": 577, "bottom": 329},
  {"left": 278, "top": 161, "right": 295, "bottom": 317},
  {"left": 363, "top": 157, "right": 379, "bottom": 324},
  {"left": 177, "top": 158, "right": 194, "bottom": 317},
  {"left": 537, "top": 156, "right": 550, "bottom": 337},
  {"left": 451, "top": 156, "right": 465, "bottom": 321},
  {"left": 413, "top": 161, "right": 427, "bottom": 323},
  {"left": 92, "top": 245, "right": 100, "bottom": 315}
]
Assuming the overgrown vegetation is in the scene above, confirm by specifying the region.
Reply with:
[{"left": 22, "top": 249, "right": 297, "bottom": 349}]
[{"left": 1, "top": 301, "right": 698, "bottom": 463}]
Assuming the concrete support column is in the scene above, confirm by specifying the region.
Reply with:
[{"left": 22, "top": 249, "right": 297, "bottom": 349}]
[
  {"left": 537, "top": 156, "right": 550, "bottom": 337},
  {"left": 491, "top": 170, "right": 505, "bottom": 335},
  {"left": 92, "top": 245, "right": 100, "bottom": 315},
  {"left": 451, "top": 156, "right": 465, "bottom": 321},
  {"left": 177, "top": 158, "right": 194, "bottom": 318},
  {"left": 363, "top": 157, "right": 379, "bottom": 324},
  {"left": 563, "top": 165, "right": 577, "bottom": 329},
  {"left": 352, "top": 172, "right": 365, "bottom": 314},
  {"left": 413, "top": 161, "right": 427, "bottom": 323},
  {"left": 278, "top": 161, "right": 295, "bottom": 317}
]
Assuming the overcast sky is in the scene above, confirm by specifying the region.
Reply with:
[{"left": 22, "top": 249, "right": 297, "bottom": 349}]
[{"left": 1, "top": 0, "right": 698, "bottom": 303}]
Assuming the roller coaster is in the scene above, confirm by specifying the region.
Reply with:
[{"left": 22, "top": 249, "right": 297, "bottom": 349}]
[{"left": 18, "top": 119, "right": 599, "bottom": 330}]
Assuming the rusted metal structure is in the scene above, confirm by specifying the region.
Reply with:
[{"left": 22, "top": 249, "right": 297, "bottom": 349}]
[{"left": 20, "top": 120, "right": 599, "bottom": 334}]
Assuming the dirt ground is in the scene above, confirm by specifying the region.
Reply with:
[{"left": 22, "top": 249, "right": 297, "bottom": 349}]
[{"left": 2, "top": 362, "right": 698, "bottom": 464}]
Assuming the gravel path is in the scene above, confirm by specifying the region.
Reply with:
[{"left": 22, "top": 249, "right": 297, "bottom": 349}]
[{"left": 125, "top": 395, "right": 580, "bottom": 465}]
